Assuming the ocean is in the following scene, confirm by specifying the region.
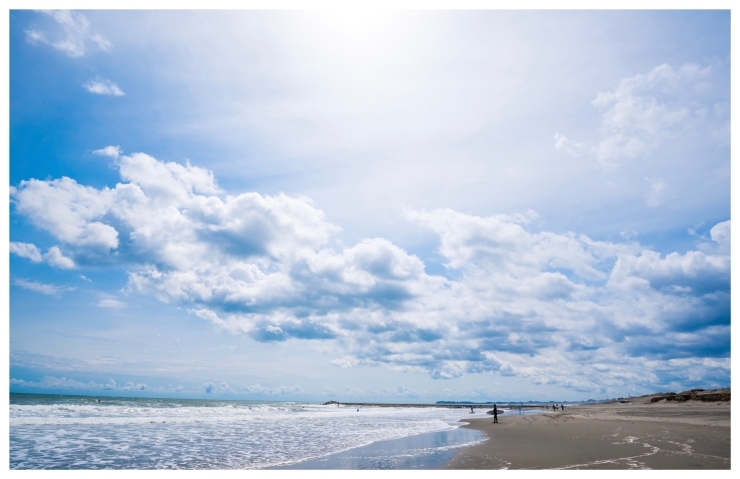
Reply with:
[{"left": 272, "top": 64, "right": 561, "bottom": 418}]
[{"left": 9, "top": 393, "right": 511, "bottom": 469}]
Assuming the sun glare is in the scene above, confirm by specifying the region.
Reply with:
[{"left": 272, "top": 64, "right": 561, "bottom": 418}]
[{"left": 315, "top": 10, "right": 404, "bottom": 46}]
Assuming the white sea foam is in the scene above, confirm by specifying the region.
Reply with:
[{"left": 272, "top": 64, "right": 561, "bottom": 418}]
[{"left": 10, "top": 397, "right": 497, "bottom": 469}]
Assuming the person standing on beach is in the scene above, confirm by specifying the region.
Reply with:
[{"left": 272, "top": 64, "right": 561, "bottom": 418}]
[{"left": 493, "top": 404, "right": 498, "bottom": 423}]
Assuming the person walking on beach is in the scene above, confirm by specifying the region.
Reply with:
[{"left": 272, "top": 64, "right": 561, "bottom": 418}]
[
  {"left": 493, "top": 404, "right": 498, "bottom": 423},
  {"left": 561, "top": 404, "right": 564, "bottom": 411}
]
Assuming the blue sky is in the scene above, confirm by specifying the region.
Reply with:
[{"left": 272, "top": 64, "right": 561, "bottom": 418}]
[{"left": 7, "top": 9, "right": 731, "bottom": 401}]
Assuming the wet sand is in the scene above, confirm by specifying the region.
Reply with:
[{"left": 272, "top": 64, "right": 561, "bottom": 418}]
[{"left": 443, "top": 401, "right": 730, "bottom": 469}]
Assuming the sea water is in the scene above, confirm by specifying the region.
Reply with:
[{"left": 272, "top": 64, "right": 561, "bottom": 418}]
[{"left": 10, "top": 393, "right": 500, "bottom": 469}]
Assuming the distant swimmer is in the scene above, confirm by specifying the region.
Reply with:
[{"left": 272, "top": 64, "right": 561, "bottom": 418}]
[{"left": 470, "top": 407, "right": 475, "bottom": 413}]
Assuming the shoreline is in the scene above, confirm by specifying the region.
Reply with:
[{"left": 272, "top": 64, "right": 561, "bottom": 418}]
[
  {"left": 270, "top": 425, "right": 485, "bottom": 469},
  {"left": 442, "top": 401, "right": 730, "bottom": 469}
]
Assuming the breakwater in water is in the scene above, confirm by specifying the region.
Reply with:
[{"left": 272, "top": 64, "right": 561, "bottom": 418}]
[{"left": 322, "top": 401, "right": 544, "bottom": 410}]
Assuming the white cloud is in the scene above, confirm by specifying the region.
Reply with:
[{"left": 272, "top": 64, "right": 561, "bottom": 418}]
[
  {"left": 10, "top": 242, "right": 75, "bottom": 269},
  {"left": 609, "top": 240, "right": 730, "bottom": 295},
  {"left": 11, "top": 177, "right": 119, "bottom": 253},
  {"left": 9, "top": 375, "right": 180, "bottom": 394},
  {"left": 11, "top": 376, "right": 104, "bottom": 390},
  {"left": 10, "top": 152, "right": 729, "bottom": 392},
  {"left": 589, "top": 63, "right": 715, "bottom": 166},
  {"left": 93, "top": 145, "right": 122, "bottom": 158},
  {"left": 122, "top": 382, "right": 148, "bottom": 391},
  {"left": 34, "top": 13, "right": 725, "bottom": 259},
  {"left": 237, "top": 383, "right": 304, "bottom": 395},
  {"left": 709, "top": 220, "right": 730, "bottom": 251},
  {"left": 646, "top": 178, "right": 666, "bottom": 207},
  {"left": 97, "top": 299, "right": 127, "bottom": 309},
  {"left": 84, "top": 77, "right": 125, "bottom": 96},
  {"left": 204, "top": 381, "right": 235, "bottom": 394},
  {"left": 25, "top": 10, "right": 111, "bottom": 57},
  {"left": 555, "top": 63, "right": 728, "bottom": 169},
  {"left": 24, "top": 29, "right": 47, "bottom": 45},
  {"left": 331, "top": 356, "right": 360, "bottom": 369},
  {"left": 554, "top": 133, "right": 586, "bottom": 157},
  {"left": 13, "top": 278, "right": 75, "bottom": 296},
  {"left": 43, "top": 246, "right": 75, "bottom": 269},
  {"left": 10, "top": 242, "right": 42, "bottom": 263}
]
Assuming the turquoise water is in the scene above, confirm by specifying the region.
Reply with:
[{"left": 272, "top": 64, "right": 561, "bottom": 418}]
[{"left": 10, "top": 393, "right": 497, "bottom": 469}]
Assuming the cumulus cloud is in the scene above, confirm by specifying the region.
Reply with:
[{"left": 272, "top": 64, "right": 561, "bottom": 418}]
[
  {"left": 709, "top": 220, "right": 730, "bottom": 252},
  {"left": 83, "top": 77, "right": 125, "bottom": 96},
  {"left": 10, "top": 242, "right": 75, "bottom": 269},
  {"left": 43, "top": 246, "right": 76, "bottom": 269},
  {"left": 205, "top": 383, "right": 305, "bottom": 396},
  {"left": 555, "top": 63, "right": 729, "bottom": 168},
  {"left": 11, "top": 177, "right": 119, "bottom": 253},
  {"left": 204, "top": 381, "right": 235, "bottom": 394},
  {"left": 25, "top": 10, "right": 111, "bottom": 57},
  {"left": 10, "top": 152, "right": 730, "bottom": 392},
  {"left": 10, "top": 242, "right": 42, "bottom": 263},
  {"left": 122, "top": 382, "right": 148, "bottom": 391},
  {"left": 93, "top": 145, "right": 122, "bottom": 158},
  {"left": 591, "top": 63, "right": 709, "bottom": 165}
]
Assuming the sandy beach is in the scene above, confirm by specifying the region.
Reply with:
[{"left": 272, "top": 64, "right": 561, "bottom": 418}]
[{"left": 443, "top": 393, "right": 730, "bottom": 469}]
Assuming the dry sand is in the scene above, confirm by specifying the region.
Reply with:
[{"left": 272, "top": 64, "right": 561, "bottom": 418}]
[{"left": 443, "top": 397, "right": 730, "bottom": 469}]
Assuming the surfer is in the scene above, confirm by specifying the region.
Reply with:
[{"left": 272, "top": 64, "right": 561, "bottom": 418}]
[{"left": 493, "top": 404, "right": 498, "bottom": 423}]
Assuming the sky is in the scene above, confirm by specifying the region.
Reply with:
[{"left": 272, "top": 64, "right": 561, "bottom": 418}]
[{"left": 7, "top": 9, "right": 732, "bottom": 402}]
